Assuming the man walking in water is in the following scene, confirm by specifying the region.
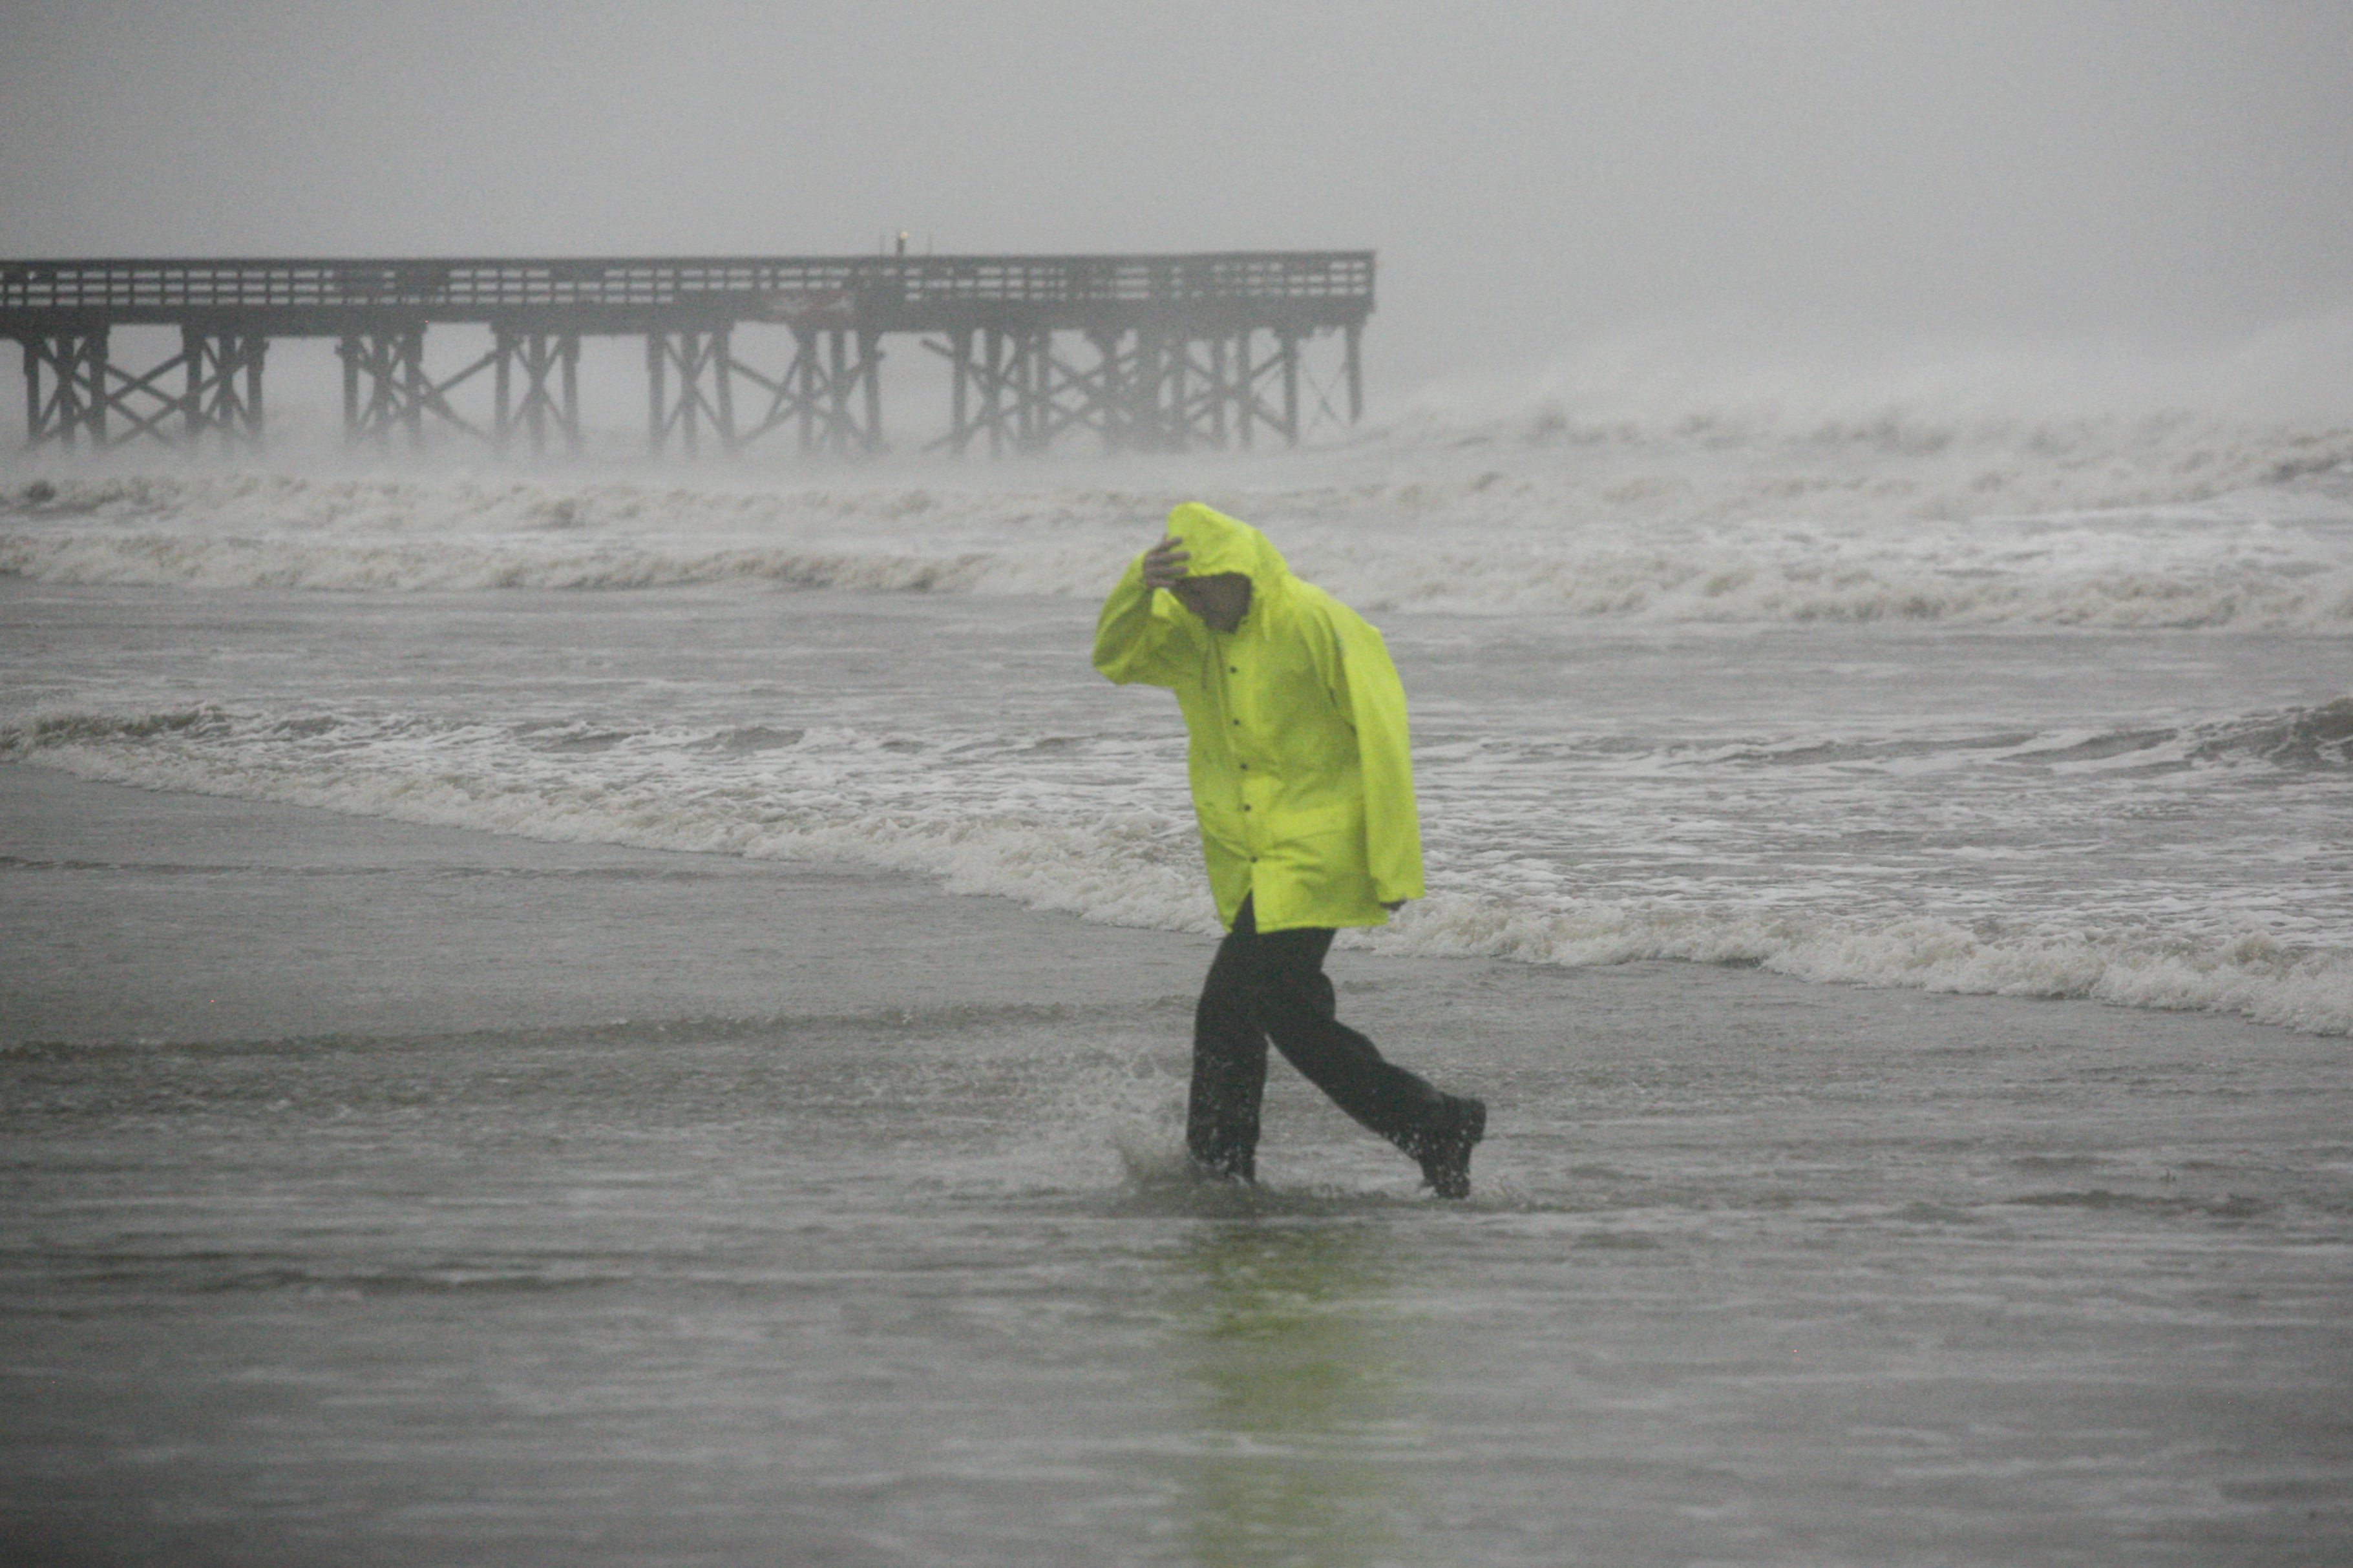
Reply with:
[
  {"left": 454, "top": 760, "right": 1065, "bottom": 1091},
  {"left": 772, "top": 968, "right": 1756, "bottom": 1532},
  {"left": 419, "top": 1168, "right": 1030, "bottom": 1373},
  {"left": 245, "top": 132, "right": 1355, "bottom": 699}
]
[{"left": 1093, "top": 503, "right": 1486, "bottom": 1197}]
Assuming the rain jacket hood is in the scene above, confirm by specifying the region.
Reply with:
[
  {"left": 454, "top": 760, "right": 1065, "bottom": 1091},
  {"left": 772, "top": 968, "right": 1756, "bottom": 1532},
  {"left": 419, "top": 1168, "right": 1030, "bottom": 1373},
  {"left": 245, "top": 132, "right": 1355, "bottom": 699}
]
[
  {"left": 1164, "top": 501, "right": 1286, "bottom": 587},
  {"left": 1093, "top": 503, "right": 1425, "bottom": 932}
]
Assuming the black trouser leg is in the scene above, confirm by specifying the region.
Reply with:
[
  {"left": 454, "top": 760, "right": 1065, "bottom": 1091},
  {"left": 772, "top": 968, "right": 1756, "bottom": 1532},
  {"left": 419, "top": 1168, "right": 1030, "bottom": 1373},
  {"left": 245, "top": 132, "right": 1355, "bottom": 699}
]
[
  {"left": 1187, "top": 922, "right": 1271, "bottom": 1180},
  {"left": 1188, "top": 895, "right": 1457, "bottom": 1177}
]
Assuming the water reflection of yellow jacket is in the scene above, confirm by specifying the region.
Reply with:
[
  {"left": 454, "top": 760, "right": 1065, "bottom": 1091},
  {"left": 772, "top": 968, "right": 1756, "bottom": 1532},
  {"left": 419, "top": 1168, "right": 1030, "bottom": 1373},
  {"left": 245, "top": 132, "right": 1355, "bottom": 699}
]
[{"left": 1093, "top": 503, "right": 1425, "bottom": 933}]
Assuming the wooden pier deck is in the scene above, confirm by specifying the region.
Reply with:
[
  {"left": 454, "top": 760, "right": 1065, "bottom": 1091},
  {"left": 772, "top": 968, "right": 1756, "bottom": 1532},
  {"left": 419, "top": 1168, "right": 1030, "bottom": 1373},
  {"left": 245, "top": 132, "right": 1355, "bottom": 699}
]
[{"left": 0, "top": 252, "right": 1374, "bottom": 457}]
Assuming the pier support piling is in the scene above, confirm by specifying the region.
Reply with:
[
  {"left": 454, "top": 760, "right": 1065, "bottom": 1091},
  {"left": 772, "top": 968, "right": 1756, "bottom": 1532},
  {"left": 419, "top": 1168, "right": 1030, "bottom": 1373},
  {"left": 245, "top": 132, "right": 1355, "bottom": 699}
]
[
  {"left": 19, "top": 329, "right": 266, "bottom": 451},
  {"left": 931, "top": 326, "right": 1057, "bottom": 455},
  {"left": 341, "top": 329, "right": 424, "bottom": 448},
  {"left": 21, "top": 331, "right": 109, "bottom": 448},
  {"left": 182, "top": 331, "right": 268, "bottom": 451},
  {"left": 733, "top": 328, "right": 883, "bottom": 456},
  {"left": 339, "top": 328, "right": 492, "bottom": 449},
  {"left": 927, "top": 324, "right": 1335, "bottom": 456},
  {"left": 493, "top": 331, "right": 580, "bottom": 457},
  {"left": 646, "top": 329, "right": 735, "bottom": 456}
]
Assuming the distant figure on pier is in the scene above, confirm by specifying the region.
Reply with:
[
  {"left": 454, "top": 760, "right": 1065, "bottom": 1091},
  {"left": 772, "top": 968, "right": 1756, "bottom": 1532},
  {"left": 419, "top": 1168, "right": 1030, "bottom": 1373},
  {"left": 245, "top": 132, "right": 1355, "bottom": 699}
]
[{"left": 1092, "top": 503, "right": 1486, "bottom": 1197}]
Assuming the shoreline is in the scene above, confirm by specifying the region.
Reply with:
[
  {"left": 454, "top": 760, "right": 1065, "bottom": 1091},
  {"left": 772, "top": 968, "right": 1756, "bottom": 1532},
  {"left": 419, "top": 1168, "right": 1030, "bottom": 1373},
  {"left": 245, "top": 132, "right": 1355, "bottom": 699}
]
[
  {"left": 1, "top": 761, "right": 1220, "bottom": 1047},
  {"left": 6, "top": 758, "right": 2336, "bottom": 1059}
]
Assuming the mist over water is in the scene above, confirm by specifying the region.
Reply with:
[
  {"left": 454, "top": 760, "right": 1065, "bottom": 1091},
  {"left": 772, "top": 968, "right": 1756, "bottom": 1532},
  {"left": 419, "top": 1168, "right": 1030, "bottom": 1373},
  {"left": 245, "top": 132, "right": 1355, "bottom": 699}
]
[{"left": 6, "top": 1, "right": 2352, "bottom": 379}]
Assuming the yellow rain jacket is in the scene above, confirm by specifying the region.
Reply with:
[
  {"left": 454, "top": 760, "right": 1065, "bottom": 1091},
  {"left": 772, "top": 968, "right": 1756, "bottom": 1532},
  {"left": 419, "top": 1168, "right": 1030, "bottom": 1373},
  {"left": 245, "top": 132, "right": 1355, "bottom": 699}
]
[{"left": 1093, "top": 503, "right": 1424, "bottom": 933}]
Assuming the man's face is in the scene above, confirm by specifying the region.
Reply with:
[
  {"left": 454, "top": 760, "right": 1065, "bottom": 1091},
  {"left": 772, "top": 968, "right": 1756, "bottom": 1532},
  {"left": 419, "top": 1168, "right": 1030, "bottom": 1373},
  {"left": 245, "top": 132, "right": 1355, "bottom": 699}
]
[{"left": 1171, "top": 572, "right": 1251, "bottom": 633}]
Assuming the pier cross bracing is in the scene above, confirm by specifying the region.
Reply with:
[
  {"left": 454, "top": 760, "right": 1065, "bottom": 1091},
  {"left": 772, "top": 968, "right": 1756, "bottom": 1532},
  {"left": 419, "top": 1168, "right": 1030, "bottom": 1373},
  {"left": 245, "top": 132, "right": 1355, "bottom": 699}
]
[{"left": 0, "top": 253, "right": 1373, "bottom": 458}]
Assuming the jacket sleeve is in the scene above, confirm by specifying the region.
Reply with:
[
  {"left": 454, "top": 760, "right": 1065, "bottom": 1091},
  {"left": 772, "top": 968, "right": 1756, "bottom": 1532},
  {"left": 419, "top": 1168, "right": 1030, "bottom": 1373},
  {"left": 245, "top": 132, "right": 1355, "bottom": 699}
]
[
  {"left": 1092, "top": 552, "right": 1190, "bottom": 688},
  {"left": 1330, "top": 618, "right": 1426, "bottom": 905}
]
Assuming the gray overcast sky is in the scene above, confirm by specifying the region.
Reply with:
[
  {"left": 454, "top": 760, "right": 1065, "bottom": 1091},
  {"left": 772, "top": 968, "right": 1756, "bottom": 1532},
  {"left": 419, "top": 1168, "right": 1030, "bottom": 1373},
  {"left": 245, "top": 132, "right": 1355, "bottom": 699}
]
[{"left": 4, "top": 0, "right": 2349, "bottom": 385}]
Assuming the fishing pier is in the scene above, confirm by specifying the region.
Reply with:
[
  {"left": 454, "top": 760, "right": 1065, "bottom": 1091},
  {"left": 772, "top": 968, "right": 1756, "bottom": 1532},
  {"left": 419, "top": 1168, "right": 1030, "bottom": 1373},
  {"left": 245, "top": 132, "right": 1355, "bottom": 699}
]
[{"left": 0, "top": 251, "right": 1373, "bottom": 459}]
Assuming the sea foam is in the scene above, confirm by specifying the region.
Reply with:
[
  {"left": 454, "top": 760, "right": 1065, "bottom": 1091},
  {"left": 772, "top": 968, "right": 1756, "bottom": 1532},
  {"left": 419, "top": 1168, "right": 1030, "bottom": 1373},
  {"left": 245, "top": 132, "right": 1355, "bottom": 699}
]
[
  {"left": 12, "top": 704, "right": 2348, "bottom": 1038},
  {"left": 6, "top": 446, "right": 2350, "bottom": 629}
]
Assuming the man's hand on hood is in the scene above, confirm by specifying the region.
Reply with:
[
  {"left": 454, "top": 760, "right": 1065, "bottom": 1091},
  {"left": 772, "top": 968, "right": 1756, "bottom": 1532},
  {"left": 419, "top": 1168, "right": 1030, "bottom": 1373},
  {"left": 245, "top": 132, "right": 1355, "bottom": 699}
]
[{"left": 1141, "top": 534, "right": 1192, "bottom": 591}]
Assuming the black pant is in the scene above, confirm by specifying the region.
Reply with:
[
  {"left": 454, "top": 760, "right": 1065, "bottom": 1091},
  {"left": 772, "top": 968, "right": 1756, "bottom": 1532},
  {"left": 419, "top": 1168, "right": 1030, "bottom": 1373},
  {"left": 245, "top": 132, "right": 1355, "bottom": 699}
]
[{"left": 1188, "top": 895, "right": 1456, "bottom": 1180}]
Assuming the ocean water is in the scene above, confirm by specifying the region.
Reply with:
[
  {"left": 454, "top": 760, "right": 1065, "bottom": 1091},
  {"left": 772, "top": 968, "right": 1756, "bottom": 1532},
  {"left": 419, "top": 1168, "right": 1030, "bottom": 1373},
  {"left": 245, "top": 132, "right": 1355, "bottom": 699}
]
[
  {"left": 6, "top": 388, "right": 2352, "bottom": 1036},
  {"left": 5, "top": 376, "right": 2353, "bottom": 1563}
]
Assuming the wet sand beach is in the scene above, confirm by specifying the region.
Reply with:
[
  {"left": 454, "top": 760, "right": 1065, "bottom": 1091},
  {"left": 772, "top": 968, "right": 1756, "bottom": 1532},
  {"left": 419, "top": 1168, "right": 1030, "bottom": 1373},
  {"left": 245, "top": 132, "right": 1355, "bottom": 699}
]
[{"left": 5, "top": 765, "right": 2347, "bottom": 1567}]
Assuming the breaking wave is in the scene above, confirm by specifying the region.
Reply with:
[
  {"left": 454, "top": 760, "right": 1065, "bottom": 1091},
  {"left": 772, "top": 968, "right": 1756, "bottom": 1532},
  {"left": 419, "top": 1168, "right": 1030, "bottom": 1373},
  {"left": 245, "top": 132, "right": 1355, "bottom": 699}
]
[
  {"left": 5, "top": 463, "right": 2350, "bottom": 629},
  {"left": 10, "top": 700, "right": 2348, "bottom": 1038},
  {"left": 1378, "top": 894, "right": 2353, "bottom": 1041}
]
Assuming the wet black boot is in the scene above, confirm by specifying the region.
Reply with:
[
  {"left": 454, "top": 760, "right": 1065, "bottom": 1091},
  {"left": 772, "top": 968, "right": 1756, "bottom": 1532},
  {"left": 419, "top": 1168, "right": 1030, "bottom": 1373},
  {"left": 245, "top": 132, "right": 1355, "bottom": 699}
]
[
  {"left": 1188, "top": 1144, "right": 1256, "bottom": 1185},
  {"left": 1413, "top": 1096, "right": 1486, "bottom": 1200}
]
